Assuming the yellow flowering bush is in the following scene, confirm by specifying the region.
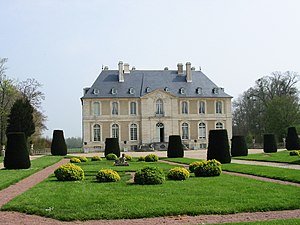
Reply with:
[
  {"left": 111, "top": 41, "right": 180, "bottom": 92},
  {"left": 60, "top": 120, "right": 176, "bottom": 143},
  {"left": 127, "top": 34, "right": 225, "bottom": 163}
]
[
  {"left": 70, "top": 157, "right": 81, "bottom": 163},
  {"left": 167, "top": 167, "right": 190, "bottom": 180},
  {"left": 96, "top": 169, "right": 120, "bottom": 182},
  {"left": 194, "top": 159, "right": 222, "bottom": 177},
  {"left": 54, "top": 163, "right": 84, "bottom": 181}
]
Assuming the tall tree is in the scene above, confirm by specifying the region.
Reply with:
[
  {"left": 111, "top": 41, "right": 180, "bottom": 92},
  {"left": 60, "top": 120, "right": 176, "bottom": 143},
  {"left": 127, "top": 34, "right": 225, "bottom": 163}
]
[{"left": 6, "top": 98, "right": 35, "bottom": 140}]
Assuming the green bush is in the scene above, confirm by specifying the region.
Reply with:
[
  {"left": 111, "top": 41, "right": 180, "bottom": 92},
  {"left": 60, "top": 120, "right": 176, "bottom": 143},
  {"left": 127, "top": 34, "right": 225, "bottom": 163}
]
[
  {"left": 167, "top": 135, "right": 184, "bottom": 158},
  {"left": 231, "top": 136, "right": 248, "bottom": 157},
  {"left": 4, "top": 132, "right": 31, "bottom": 169},
  {"left": 289, "top": 150, "right": 300, "bottom": 156},
  {"left": 167, "top": 167, "right": 190, "bottom": 180},
  {"left": 51, "top": 130, "right": 67, "bottom": 156},
  {"left": 194, "top": 159, "right": 222, "bottom": 177},
  {"left": 78, "top": 156, "right": 88, "bottom": 162},
  {"left": 125, "top": 154, "right": 132, "bottom": 161},
  {"left": 138, "top": 156, "right": 145, "bottom": 161},
  {"left": 54, "top": 163, "right": 84, "bottom": 181},
  {"left": 70, "top": 157, "right": 81, "bottom": 163},
  {"left": 91, "top": 156, "right": 102, "bottom": 161},
  {"left": 96, "top": 169, "right": 120, "bottom": 182},
  {"left": 104, "top": 138, "right": 120, "bottom": 157},
  {"left": 207, "top": 129, "right": 231, "bottom": 163},
  {"left": 263, "top": 134, "right": 277, "bottom": 153},
  {"left": 189, "top": 161, "right": 203, "bottom": 173},
  {"left": 145, "top": 154, "right": 159, "bottom": 162},
  {"left": 134, "top": 166, "right": 165, "bottom": 185},
  {"left": 106, "top": 153, "right": 118, "bottom": 160},
  {"left": 286, "top": 127, "right": 300, "bottom": 150}
]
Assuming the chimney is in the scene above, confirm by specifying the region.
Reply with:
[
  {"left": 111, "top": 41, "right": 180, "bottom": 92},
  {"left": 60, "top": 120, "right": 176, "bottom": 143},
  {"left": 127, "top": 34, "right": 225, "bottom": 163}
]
[
  {"left": 186, "top": 62, "right": 192, "bottom": 82},
  {"left": 124, "top": 63, "right": 130, "bottom": 74},
  {"left": 177, "top": 63, "right": 183, "bottom": 75},
  {"left": 104, "top": 66, "right": 109, "bottom": 70},
  {"left": 118, "top": 61, "right": 124, "bottom": 82}
]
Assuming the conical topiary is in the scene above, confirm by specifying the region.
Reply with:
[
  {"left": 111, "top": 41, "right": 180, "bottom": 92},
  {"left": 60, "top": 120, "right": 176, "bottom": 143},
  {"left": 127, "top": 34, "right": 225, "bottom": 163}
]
[
  {"left": 231, "top": 136, "right": 248, "bottom": 157},
  {"left": 167, "top": 135, "right": 184, "bottom": 158},
  {"left": 207, "top": 129, "right": 231, "bottom": 163},
  {"left": 263, "top": 134, "right": 277, "bottom": 153},
  {"left": 4, "top": 132, "right": 31, "bottom": 169},
  {"left": 286, "top": 127, "right": 300, "bottom": 150},
  {"left": 51, "top": 130, "right": 67, "bottom": 156},
  {"left": 104, "top": 138, "right": 120, "bottom": 157}
]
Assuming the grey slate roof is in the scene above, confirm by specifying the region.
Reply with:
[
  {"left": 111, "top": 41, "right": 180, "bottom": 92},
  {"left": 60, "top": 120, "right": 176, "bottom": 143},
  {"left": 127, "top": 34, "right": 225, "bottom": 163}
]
[{"left": 82, "top": 70, "right": 232, "bottom": 99}]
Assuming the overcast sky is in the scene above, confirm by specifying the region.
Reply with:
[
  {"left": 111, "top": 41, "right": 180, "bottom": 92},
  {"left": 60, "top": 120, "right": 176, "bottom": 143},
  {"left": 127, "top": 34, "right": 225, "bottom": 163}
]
[{"left": 1, "top": 0, "right": 300, "bottom": 138}]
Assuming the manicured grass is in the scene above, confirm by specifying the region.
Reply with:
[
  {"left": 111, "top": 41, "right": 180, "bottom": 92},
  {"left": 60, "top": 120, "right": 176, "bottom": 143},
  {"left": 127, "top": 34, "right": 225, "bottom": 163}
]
[
  {"left": 216, "top": 218, "right": 300, "bottom": 225},
  {"left": 2, "top": 160, "right": 300, "bottom": 221},
  {"left": 234, "top": 150, "right": 300, "bottom": 164},
  {"left": 0, "top": 156, "right": 63, "bottom": 190}
]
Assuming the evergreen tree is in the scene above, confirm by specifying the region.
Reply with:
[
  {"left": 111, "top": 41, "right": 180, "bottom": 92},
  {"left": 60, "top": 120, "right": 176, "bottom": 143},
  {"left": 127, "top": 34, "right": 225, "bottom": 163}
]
[
  {"left": 286, "top": 127, "right": 300, "bottom": 150},
  {"left": 6, "top": 98, "right": 35, "bottom": 140},
  {"left": 207, "top": 129, "right": 231, "bottom": 163},
  {"left": 51, "top": 130, "right": 67, "bottom": 156},
  {"left": 167, "top": 135, "right": 184, "bottom": 158}
]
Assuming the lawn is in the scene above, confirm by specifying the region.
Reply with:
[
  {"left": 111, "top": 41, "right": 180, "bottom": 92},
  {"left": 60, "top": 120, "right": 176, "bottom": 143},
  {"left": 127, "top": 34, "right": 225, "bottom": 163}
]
[
  {"left": 234, "top": 150, "right": 300, "bottom": 164},
  {"left": 216, "top": 218, "right": 300, "bottom": 225},
  {"left": 2, "top": 159, "right": 300, "bottom": 221},
  {"left": 163, "top": 158, "right": 300, "bottom": 183},
  {"left": 0, "top": 156, "right": 63, "bottom": 190}
]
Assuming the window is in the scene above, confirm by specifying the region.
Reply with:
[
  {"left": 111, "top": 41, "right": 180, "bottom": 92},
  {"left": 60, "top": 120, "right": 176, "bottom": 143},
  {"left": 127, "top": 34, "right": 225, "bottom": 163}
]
[
  {"left": 179, "top": 87, "right": 185, "bottom": 94},
  {"left": 196, "top": 87, "right": 202, "bottom": 95},
  {"left": 130, "top": 124, "right": 138, "bottom": 141},
  {"left": 93, "top": 102, "right": 100, "bottom": 116},
  {"left": 111, "top": 88, "right": 117, "bottom": 95},
  {"left": 130, "top": 102, "right": 137, "bottom": 115},
  {"left": 182, "top": 123, "right": 189, "bottom": 140},
  {"left": 198, "top": 122, "right": 206, "bottom": 139},
  {"left": 129, "top": 87, "right": 135, "bottom": 94},
  {"left": 164, "top": 87, "right": 169, "bottom": 92},
  {"left": 112, "top": 102, "right": 118, "bottom": 115},
  {"left": 216, "top": 122, "right": 223, "bottom": 129},
  {"left": 145, "top": 87, "right": 151, "bottom": 93},
  {"left": 93, "top": 124, "right": 101, "bottom": 141},
  {"left": 182, "top": 101, "right": 188, "bottom": 114},
  {"left": 199, "top": 101, "right": 205, "bottom": 114},
  {"left": 93, "top": 89, "right": 99, "bottom": 95},
  {"left": 156, "top": 99, "right": 164, "bottom": 115},
  {"left": 112, "top": 124, "right": 119, "bottom": 138},
  {"left": 216, "top": 101, "right": 222, "bottom": 114}
]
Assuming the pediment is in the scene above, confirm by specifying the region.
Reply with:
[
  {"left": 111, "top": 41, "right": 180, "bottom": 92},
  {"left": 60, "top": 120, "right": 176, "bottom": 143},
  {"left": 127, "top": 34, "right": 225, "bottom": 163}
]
[{"left": 141, "top": 89, "right": 177, "bottom": 99}]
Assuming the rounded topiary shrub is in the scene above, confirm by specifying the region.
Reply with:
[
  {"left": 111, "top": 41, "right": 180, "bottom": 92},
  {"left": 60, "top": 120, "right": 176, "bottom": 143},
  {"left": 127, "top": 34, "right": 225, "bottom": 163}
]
[
  {"left": 207, "top": 129, "right": 231, "bottom": 163},
  {"left": 4, "top": 132, "right": 31, "bottom": 169},
  {"left": 125, "top": 154, "right": 132, "bottom": 161},
  {"left": 167, "top": 167, "right": 190, "bottom": 180},
  {"left": 167, "top": 135, "right": 184, "bottom": 158},
  {"left": 104, "top": 138, "right": 120, "bottom": 157},
  {"left": 194, "top": 159, "right": 222, "bottom": 177},
  {"left": 289, "top": 150, "right": 300, "bottom": 156},
  {"left": 96, "top": 169, "right": 120, "bottom": 182},
  {"left": 145, "top": 154, "right": 159, "bottom": 162},
  {"left": 138, "top": 156, "right": 145, "bottom": 161},
  {"left": 54, "top": 163, "right": 84, "bottom": 181},
  {"left": 134, "top": 166, "right": 165, "bottom": 185},
  {"left": 231, "top": 136, "right": 248, "bottom": 157},
  {"left": 286, "top": 127, "right": 300, "bottom": 150},
  {"left": 70, "top": 157, "right": 81, "bottom": 163},
  {"left": 263, "top": 134, "right": 277, "bottom": 153},
  {"left": 51, "top": 130, "right": 67, "bottom": 156},
  {"left": 189, "top": 161, "right": 203, "bottom": 173},
  {"left": 106, "top": 153, "right": 118, "bottom": 160},
  {"left": 78, "top": 156, "right": 88, "bottom": 162},
  {"left": 91, "top": 156, "right": 102, "bottom": 161}
]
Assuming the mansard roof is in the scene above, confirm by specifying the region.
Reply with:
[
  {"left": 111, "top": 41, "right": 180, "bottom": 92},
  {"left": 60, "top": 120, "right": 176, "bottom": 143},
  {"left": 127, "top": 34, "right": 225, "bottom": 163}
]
[{"left": 82, "top": 69, "right": 232, "bottom": 99}]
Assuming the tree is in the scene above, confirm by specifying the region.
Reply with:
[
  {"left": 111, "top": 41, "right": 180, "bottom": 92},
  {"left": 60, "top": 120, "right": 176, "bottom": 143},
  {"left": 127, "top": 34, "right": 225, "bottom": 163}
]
[
  {"left": 6, "top": 98, "right": 35, "bottom": 140},
  {"left": 66, "top": 137, "right": 83, "bottom": 148},
  {"left": 167, "top": 135, "right": 184, "bottom": 158},
  {"left": 104, "top": 138, "right": 120, "bottom": 157},
  {"left": 286, "top": 127, "right": 300, "bottom": 150},
  {"left": 51, "top": 130, "right": 67, "bottom": 156}
]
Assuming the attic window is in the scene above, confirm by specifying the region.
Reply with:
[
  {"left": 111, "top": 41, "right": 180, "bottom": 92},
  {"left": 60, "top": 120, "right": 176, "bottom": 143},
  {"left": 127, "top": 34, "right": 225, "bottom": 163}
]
[
  {"left": 164, "top": 87, "right": 169, "bottom": 92},
  {"left": 93, "top": 89, "right": 99, "bottom": 95},
  {"left": 145, "top": 87, "right": 151, "bottom": 93},
  {"left": 129, "top": 87, "right": 135, "bottom": 94},
  {"left": 212, "top": 88, "right": 219, "bottom": 95},
  {"left": 179, "top": 87, "right": 185, "bottom": 94},
  {"left": 111, "top": 88, "right": 117, "bottom": 95},
  {"left": 196, "top": 87, "right": 202, "bottom": 95}
]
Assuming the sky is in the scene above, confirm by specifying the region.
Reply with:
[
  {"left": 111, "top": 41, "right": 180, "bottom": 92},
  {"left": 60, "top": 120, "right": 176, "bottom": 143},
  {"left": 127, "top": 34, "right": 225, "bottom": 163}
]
[{"left": 1, "top": 0, "right": 300, "bottom": 138}]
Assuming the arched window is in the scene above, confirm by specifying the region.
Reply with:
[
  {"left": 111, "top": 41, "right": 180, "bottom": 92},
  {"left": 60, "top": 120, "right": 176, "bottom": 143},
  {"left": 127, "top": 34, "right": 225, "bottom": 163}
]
[
  {"left": 93, "top": 124, "right": 101, "bottom": 141},
  {"left": 199, "top": 101, "right": 205, "bottom": 114},
  {"left": 198, "top": 122, "right": 206, "bottom": 139},
  {"left": 130, "top": 124, "right": 138, "bottom": 141},
  {"left": 182, "top": 101, "right": 188, "bottom": 114},
  {"left": 216, "top": 101, "right": 222, "bottom": 114},
  {"left": 164, "top": 87, "right": 169, "bottom": 92},
  {"left": 130, "top": 102, "right": 137, "bottom": 115},
  {"left": 112, "top": 102, "right": 118, "bottom": 115},
  {"left": 182, "top": 123, "right": 189, "bottom": 140},
  {"left": 111, "top": 88, "right": 117, "bottom": 95},
  {"left": 216, "top": 122, "right": 223, "bottom": 129},
  {"left": 179, "top": 87, "right": 185, "bottom": 94},
  {"left": 156, "top": 99, "right": 164, "bottom": 115},
  {"left": 129, "top": 87, "right": 135, "bottom": 94},
  {"left": 112, "top": 124, "right": 119, "bottom": 138},
  {"left": 93, "top": 102, "right": 100, "bottom": 116}
]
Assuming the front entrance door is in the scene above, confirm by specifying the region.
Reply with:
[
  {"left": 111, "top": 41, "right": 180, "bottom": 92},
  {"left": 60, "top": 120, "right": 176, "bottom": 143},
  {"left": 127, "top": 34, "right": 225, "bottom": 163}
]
[{"left": 156, "top": 123, "right": 164, "bottom": 142}]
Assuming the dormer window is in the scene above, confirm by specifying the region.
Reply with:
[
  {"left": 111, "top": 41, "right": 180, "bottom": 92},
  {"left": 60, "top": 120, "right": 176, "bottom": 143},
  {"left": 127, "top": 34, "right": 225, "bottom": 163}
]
[
  {"left": 93, "top": 89, "right": 99, "bottom": 95},
  {"left": 196, "top": 87, "right": 202, "bottom": 95},
  {"left": 145, "top": 87, "right": 151, "bottom": 93},
  {"left": 164, "top": 87, "right": 169, "bottom": 92},
  {"left": 179, "top": 87, "right": 185, "bottom": 94},
  {"left": 129, "top": 87, "right": 135, "bottom": 94},
  {"left": 212, "top": 88, "right": 219, "bottom": 95},
  {"left": 111, "top": 88, "right": 117, "bottom": 95}
]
